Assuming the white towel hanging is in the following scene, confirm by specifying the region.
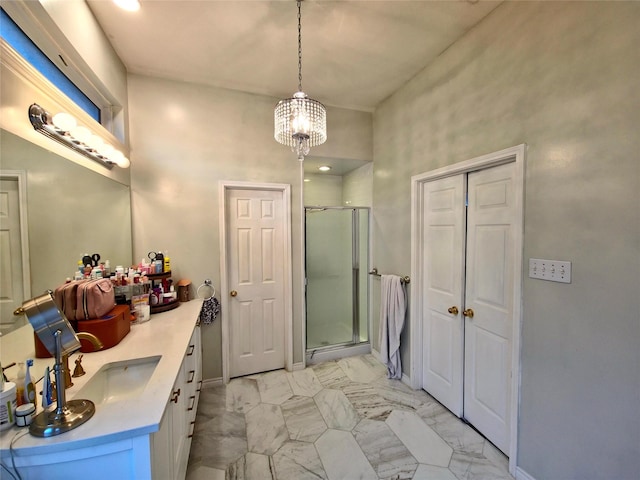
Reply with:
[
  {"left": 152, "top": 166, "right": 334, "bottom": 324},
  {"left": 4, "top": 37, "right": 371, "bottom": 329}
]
[{"left": 379, "top": 274, "right": 407, "bottom": 379}]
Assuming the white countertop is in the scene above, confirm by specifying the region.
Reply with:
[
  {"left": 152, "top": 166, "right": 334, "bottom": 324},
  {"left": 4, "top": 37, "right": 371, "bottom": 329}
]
[{"left": 0, "top": 299, "right": 203, "bottom": 457}]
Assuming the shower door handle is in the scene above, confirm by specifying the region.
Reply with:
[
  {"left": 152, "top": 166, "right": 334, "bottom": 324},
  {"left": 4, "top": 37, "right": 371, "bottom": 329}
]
[{"left": 230, "top": 290, "right": 238, "bottom": 297}]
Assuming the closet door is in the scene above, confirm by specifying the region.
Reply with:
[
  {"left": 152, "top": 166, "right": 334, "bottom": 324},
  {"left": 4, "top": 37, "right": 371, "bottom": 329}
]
[
  {"left": 463, "top": 162, "right": 516, "bottom": 454},
  {"left": 420, "top": 175, "right": 466, "bottom": 416}
]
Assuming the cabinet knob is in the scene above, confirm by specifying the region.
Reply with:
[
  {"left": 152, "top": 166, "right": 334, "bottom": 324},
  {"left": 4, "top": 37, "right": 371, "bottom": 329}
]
[
  {"left": 447, "top": 306, "right": 459, "bottom": 315},
  {"left": 463, "top": 308, "right": 475, "bottom": 318},
  {"left": 230, "top": 290, "right": 238, "bottom": 297}
]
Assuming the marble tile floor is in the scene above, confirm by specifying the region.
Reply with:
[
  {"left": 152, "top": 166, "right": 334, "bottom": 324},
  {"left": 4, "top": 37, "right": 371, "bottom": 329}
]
[{"left": 186, "top": 355, "right": 514, "bottom": 480}]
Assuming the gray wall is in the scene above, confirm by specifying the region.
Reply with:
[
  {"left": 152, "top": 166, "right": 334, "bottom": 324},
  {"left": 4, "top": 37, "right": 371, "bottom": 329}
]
[
  {"left": 128, "top": 74, "right": 372, "bottom": 380},
  {"left": 372, "top": 2, "right": 639, "bottom": 478}
]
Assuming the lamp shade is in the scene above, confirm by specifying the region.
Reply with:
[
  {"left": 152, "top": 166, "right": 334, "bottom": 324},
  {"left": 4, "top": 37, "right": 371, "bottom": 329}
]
[{"left": 275, "top": 91, "right": 326, "bottom": 157}]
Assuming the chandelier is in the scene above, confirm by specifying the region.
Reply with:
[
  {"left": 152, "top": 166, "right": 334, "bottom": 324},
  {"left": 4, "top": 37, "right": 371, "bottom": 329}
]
[{"left": 274, "top": 0, "right": 327, "bottom": 161}]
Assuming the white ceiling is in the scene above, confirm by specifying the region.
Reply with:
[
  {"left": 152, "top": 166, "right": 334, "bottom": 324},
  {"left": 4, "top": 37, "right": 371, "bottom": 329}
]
[{"left": 87, "top": 0, "right": 502, "bottom": 173}]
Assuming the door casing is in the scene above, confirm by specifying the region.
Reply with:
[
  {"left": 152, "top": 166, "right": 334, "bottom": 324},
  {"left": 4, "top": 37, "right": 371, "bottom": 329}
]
[
  {"left": 219, "top": 181, "right": 293, "bottom": 383},
  {"left": 410, "top": 144, "right": 525, "bottom": 476}
]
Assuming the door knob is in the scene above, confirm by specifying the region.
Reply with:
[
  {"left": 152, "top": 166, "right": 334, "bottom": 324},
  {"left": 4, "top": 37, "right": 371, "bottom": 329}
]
[
  {"left": 230, "top": 290, "right": 238, "bottom": 297},
  {"left": 463, "top": 308, "right": 474, "bottom": 318},
  {"left": 447, "top": 306, "right": 459, "bottom": 315}
]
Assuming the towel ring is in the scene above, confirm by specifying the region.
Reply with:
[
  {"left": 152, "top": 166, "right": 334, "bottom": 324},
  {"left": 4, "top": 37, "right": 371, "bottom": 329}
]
[{"left": 197, "top": 279, "right": 216, "bottom": 300}]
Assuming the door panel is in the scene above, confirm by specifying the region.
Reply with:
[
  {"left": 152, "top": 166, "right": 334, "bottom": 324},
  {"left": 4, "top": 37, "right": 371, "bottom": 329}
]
[
  {"left": 0, "top": 178, "right": 25, "bottom": 332},
  {"left": 228, "top": 188, "right": 285, "bottom": 377},
  {"left": 421, "top": 175, "right": 465, "bottom": 415},
  {"left": 464, "top": 163, "right": 516, "bottom": 454}
]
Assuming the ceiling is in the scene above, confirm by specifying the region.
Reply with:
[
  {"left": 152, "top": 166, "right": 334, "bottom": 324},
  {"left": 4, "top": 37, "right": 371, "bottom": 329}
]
[{"left": 87, "top": 0, "right": 502, "bottom": 174}]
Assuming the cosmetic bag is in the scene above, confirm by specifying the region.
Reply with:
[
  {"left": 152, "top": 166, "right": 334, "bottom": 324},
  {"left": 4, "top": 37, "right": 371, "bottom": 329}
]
[
  {"left": 76, "top": 278, "right": 116, "bottom": 320},
  {"left": 53, "top": 279, "right": 87, "bottom": 321}
]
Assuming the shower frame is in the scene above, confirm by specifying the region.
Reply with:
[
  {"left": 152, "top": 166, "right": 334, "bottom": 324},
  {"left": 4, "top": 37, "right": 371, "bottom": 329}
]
[{"left": 304, "top": 206, "right": 371, "bottom": 356}]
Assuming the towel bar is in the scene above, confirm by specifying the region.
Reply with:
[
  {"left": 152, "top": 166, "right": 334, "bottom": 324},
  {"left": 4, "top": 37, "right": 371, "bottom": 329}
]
[{"left": 369, "top": 268, "right": 410, "bottom": 284}]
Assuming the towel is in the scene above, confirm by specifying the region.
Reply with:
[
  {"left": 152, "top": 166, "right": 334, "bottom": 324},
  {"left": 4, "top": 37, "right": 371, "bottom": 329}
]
[
  {"left": 199, "top": 296, "right": 221, "bottom": 325},
  {"left": 379, "top": 274, "right": 406, "bottom": 379}
]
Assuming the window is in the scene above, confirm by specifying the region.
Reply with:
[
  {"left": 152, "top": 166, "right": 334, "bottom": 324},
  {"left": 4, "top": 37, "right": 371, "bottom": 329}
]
[{"left": 1, "top": 7, "right": 100, "bottom": 122}]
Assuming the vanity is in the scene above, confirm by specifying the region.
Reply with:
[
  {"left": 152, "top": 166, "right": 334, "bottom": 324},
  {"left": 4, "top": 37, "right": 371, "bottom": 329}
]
[{"left": 0, "top": 299, "right": 203, "bottom": 480}]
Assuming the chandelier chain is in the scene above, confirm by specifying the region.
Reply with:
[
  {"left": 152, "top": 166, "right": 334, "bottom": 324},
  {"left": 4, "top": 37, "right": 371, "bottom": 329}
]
[{"left": 297, "top": 0, "right": 302, "bottom": 92}]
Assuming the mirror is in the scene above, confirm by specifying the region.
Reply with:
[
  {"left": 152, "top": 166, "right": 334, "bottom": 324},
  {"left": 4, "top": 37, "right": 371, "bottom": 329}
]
[{"left": 0, "top": 129, "right": 133, "bottom": 334}]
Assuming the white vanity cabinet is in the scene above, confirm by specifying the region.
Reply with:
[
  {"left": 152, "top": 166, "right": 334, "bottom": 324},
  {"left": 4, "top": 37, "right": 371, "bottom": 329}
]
[
  {"left": 153, "top": 323, "right": 202, "bottom": 479},
  {"left": 0, "top": 301, "right": 204, "bottom": 480}
]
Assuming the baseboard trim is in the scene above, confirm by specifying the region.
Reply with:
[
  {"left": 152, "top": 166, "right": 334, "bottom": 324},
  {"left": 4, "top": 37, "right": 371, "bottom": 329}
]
[
  {"left": 292, "top": 362, "right": 305, "bottom": 371},
  {"left": 202, "top": 377, "right": 223, "bottom": 387},
  {"left": 515, "top": 467, "right": 536, "bottom": 480}
]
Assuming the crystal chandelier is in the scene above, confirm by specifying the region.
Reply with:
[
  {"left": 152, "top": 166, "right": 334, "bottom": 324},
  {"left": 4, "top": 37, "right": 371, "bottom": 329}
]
[{"left": 274, "top": 0, "right": 326, "bottom": 161}]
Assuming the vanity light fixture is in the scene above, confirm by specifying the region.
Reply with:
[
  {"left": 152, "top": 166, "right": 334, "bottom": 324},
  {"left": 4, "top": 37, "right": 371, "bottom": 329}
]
[
  {"left": 274, "top": 0, "right": 326, "bottom": 161},
  {"left": 318, "top": 165, "right": 331, "bottom": 172},
  {"left": 28, "top": 103, "right": 130, "bottom": 169}
]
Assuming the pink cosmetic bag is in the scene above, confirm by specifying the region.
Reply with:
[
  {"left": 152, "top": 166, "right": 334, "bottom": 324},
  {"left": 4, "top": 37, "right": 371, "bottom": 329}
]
[{"left": 76, "top": 278, "right": 116, "bottom": 320}]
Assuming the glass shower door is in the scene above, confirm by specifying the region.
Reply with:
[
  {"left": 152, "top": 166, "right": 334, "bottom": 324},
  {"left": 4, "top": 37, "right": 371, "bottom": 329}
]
[{"left": 305, "top": 208, "right": 369, "bottom": 350}]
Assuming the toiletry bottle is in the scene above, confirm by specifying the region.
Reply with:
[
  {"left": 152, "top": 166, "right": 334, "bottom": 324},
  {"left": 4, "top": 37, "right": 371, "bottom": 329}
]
[
  {"left": 156, "top": 251, "right": 164, "bottom": 273},
  {"left": 14, "top": 363, "right": 26, "bottom": 407},
  {"left": 25, "top": 359, "right": 36, "bottom": 407},
  {"left": 104, "top": 260, "right": 111, "bottom": 277},
  {"left": 163, "top": 250, "right": 171, "bottom": 273},
  {"left": 42, "top": 367, "right": 52, "bottom": 409}
]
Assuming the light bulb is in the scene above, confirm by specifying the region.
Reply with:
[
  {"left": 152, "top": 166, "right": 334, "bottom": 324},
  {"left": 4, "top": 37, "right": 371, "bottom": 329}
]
[
  {"left": 52, "top": 112, "right": 77, "bottom": 132},
  {"left": 86, "top": 134, "right": 104, "bottom": 151},
  {"left": 111, "top": 150, "right": 130, "bottom": 168},
  {"left": 98, "top": 143, "right": 115, "bottom": 158},
  {"left": 290, "top": 108, "right": 310, "bottom": 136},
  {"left": 117, "top": 156, "right": 131, "bottom": 168},
  {"left": 71, "top": 126, "right": 91, "bottom": 144}
]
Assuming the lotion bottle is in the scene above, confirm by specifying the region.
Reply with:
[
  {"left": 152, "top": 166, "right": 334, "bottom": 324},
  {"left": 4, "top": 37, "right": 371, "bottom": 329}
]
[
  {"left": 163, "top": 250, "right": 171, "bottom": 273},
  {"left": 14, "top": 363, "right": 26, "bottom": 407}
]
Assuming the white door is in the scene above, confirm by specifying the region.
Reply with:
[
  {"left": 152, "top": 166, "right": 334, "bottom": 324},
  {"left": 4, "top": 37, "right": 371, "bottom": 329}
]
[
  {"left": 226, "top": 187, "right": 286, "bottom": 378},
  {"left": 463, "top": 163, "right": 516, "bottom": 454},
  {"left": 0, "top": 177, "right": 27, "bottom": 332},
  {"left": 420, "top": 175, "right": 465, "bottom": 416},
  {"left": 421, "top": 162, "right": 517, "bottom": 455}
]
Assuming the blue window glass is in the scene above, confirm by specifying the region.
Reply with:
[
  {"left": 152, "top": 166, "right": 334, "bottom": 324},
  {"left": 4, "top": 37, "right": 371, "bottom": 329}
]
[{"left": 1, "top": 8, "right": 101, "bottom": 122}]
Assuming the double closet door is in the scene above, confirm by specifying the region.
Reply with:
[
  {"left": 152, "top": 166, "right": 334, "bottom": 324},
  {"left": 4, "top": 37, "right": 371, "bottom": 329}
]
[{"left": 421, "top": 162, "right": 517, "bottom": 455}]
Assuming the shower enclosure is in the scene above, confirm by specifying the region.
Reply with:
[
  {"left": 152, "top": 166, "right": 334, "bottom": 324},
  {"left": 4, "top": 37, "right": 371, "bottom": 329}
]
[{"left": 305, "top": 207, "right": 370, "bottom": 358}]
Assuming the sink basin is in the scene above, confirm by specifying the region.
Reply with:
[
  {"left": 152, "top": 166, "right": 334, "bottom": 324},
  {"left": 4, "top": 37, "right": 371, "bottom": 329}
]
[{"left": 74, "top": 355, "right": 161, "bottom": 405}]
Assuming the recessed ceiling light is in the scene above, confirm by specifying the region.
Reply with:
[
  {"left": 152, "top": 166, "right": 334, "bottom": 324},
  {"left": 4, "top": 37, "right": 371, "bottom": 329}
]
[
  {"left": 318, "top": 165, "right": 331, "bottom": 172},
  {"left": 114, "top": 0, "right": 140, "bottom": 12}
]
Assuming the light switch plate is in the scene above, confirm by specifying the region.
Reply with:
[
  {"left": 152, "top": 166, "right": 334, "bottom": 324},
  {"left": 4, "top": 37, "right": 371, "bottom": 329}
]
[{"left": 529, "top": 258, "right": 572, "bottom": 283}]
